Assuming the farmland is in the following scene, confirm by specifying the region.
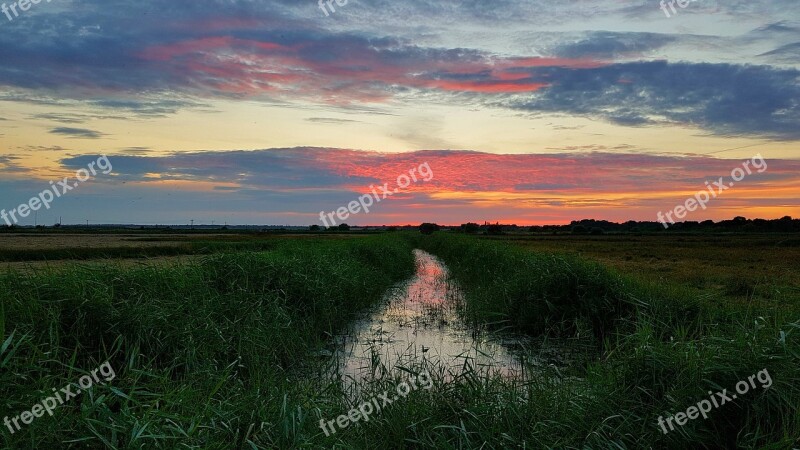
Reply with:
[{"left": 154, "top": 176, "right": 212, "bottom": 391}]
[{"left": 1, "top": 231, "right": 798, "bottom": 448}]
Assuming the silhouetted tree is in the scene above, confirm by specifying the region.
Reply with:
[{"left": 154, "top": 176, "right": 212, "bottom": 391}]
[
  {"left": 419, "top": 223, "right": 440, "bottom": 235},
  {"left": 571, "top": 225, "right": 588, "bottom": 234},
  {"left": 486, "top": 224, "right": 504, "bottom": 235},
  {"left": 461, "top": 222, "right": 480, "bottom": 234}
]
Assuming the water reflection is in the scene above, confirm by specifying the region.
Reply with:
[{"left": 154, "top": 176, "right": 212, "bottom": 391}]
[{"left": 335, "top": 249, "right": 529, "bottom": 384}]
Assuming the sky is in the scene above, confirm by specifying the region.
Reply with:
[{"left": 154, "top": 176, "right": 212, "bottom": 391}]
[{"left": 0, "top": 0, "right": 798, "bottom": 226}]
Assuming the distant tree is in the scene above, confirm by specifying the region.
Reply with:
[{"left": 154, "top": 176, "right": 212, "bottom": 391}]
[
  {"left": 590, "top": 227, "right": 605, "bottom": 235},
  {"left": 486, "top": 224, "right": 504, "bottom": 235},
  {"left": 571, "top": 225, "right": 588, "bottom": 234},
  {"left": 419, "top": 223, "right": 440, "bottom": 235},
  {"left": 461, "top": 222, "right": 480, "bottom": 234},
  {"left": 338, "top": 223, "right": 351, "bottom": 231},
  {"left": 309, "top": 224, "right": 321, "bottom": 231}
]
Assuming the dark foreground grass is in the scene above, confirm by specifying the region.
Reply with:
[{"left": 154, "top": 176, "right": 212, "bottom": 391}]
[
  {"left": 1, "top": 233, "right": 798, "bottom": 449},
  {"left": 1, "top": 235, "right": 415, "bottom": 448},
  {"left": 0, "top": 239, "right": 280, "bottom": 262},
  {"left": 414, "top": 233, "right": 800, "bottom": 449}
]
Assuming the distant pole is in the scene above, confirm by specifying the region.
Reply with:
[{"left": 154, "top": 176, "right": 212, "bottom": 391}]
[
  {"left": 86, "top": 219, "right": 89, "bottom": 227},
  {"left": 190, "top": 219, "right": 194, "bottom": 230}
]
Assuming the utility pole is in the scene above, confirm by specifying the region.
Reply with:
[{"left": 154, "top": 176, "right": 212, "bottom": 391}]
[{"left": 190, "top": 219, "right": 194, "bottom": 230}]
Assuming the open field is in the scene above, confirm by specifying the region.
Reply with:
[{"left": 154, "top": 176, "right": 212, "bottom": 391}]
[
  {"left": 495, "top": 234, "right": 800, "bottom": 303},
  {"left": 1, "top": 231, "right": 798, "bottom": 448}
]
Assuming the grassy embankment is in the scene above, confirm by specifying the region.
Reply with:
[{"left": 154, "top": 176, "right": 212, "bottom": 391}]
[
  {"left": 415, "top": 233, "right": 800, "bottom": 449},
  {"left": 1, "top": 235, "right": 416, "bottom": 448}
]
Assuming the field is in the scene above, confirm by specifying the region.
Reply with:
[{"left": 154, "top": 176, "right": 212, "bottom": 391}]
[
  {"left": 497, "top": 234, "right": 800, "bottom": 303},
  {"left": 1, "top": 231, "right": 798, "bottom": 449}
]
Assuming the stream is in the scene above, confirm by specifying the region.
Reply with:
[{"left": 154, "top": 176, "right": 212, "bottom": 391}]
[{"left": 333, "top": 249, "right": 555, "bottom": 386}]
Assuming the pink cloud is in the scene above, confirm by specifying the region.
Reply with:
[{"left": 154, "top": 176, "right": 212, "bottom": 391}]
[{"left": 137, "top": 37, "right": 604, "bottom": 101}]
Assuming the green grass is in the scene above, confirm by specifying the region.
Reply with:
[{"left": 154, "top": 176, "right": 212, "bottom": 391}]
[
  {"left": 0, "top": 240, "right": 281, "bottom": 262},
  {"left": 1, "top": 232, "right": 798, "bottom": 448},
  {"left": 413, "top": 233, "right": 800, "bottom": 448},
  {"left": 0, "top": 235, "right": 415, "bottom": 448}
]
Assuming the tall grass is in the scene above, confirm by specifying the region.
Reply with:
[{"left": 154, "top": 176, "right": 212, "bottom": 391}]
[
  {"left": 0, "top": 240, "right": 279, "bottom": 262},
  {"left": 1, "top": 233, "right": 797, "bottom": 448},
  {"left": 0, "top": 235, "right": 415, "bottom": 448},
  {"left": 413, "top": 233, "right": 800, "bottom": 448}
]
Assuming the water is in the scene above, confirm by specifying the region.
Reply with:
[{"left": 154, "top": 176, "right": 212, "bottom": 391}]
[{"left": 333, "top": 249, "right": 534, "bottom": 385}]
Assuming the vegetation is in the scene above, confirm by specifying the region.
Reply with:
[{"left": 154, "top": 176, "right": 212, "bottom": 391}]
[
  {"left": 0, "top": 235, "right": 416, "bottom": 448},
  {"left": 414, "top": 233, "right": 800, "bottom": 448},
  {"left": 1, "top": 231, "right": 798, "bottom": 448}
]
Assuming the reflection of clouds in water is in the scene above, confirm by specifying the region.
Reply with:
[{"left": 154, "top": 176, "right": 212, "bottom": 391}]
[
  {"left": 405, "top": 253, "right": 448, "bottom": 307},
  {"left": 336, "top": 250, "right": 527, "bottom": 385}
]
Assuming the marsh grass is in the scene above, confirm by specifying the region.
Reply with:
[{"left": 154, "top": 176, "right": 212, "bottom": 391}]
[
  {"left": 0, "top": 240, "right": 279, "bottom": 262},
  {"left": 413, "top": 233, "right": 800, "bottom": 448},
  {"left": 1, "top": 233, "right": 798, "bottom": 448},
  {"left": 0, "top": 236, "right": 416, "bottom": 448}
]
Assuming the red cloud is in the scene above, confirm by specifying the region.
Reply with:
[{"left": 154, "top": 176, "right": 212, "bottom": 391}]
[{"left": 137, "top": 37, "right": 604, "bottom": 101}]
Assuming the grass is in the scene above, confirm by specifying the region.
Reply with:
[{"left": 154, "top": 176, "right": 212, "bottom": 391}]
[
  {"left": 0, "top": 239, "right": 281, "bottom": 262},
  {"left": 0, "top": 235, "right": 416, "bottom": 448},
  {"left": 494, "top": 233, "right": 800, "bottom": 304},
  {"left": 1, "top": 232, "right": 798, "bottom": 448},
  {"left": 414, "top": 233, "right": 800, "bottom": 448}
]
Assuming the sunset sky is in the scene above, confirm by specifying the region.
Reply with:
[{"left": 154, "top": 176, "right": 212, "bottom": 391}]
[{"left": 1, "top": 0, "right": 798, "bottom": 226}]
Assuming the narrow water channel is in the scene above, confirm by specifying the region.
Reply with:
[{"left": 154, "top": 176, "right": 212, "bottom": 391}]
[{"left": 334, "top": 249, "right": 532, "bottom": 385}]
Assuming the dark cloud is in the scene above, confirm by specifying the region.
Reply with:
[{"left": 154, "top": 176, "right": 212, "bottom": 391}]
[
  {"left": 19, "top": 145, "right": 68, "bottom": 152},
  {"left": 31, "top": 112, "right": 129, "bottom": 123},
  {"left": 752, "top": 21, "right": 800, "bottom": 35},
  {"left": 505, "top": 61, "right": 800, "bottom": 140},
  {"left": 118, "top": 147, "right": 153, "bottom": 155},
  {"left": 57, "top": 147, "right": 800, "bottom": 194},
  {"left": 49, "top": 127, "right": 106, "bottom": 139},
  {"left": 60, "top": 148, "right": 378, "bottom": 188},
  {"left": 758, "top": 42, "right": 800, "bottom": 64},
  {"left": 550, "top": 32, "right": 677, "bottom": 59},
  {"left": 0, "top": 155, "right": 30, "bottom": 173},
  {"left": 305, "top": 117, "right": 363, "bottom": 124},
  {"left": 0, "top": 0, "right": 794, "bottom": 140}
]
